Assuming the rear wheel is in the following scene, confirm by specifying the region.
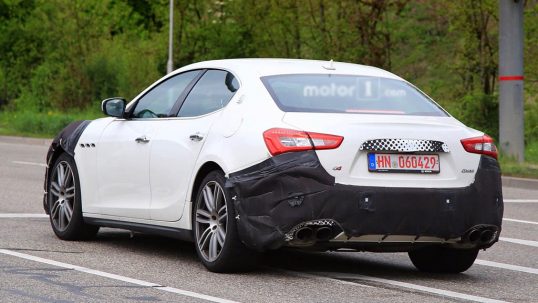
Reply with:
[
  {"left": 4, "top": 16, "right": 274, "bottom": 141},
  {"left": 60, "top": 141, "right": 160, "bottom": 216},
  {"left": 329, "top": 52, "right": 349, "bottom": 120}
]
[
  {"left": 408, "top": 246, "right": 478, "bottom": 273},
  {"left": 48, "top": 153, "right": 99, "bottom": 240},
  {"left": 193, "top": 171, "right": 253, "bottom": 272}
]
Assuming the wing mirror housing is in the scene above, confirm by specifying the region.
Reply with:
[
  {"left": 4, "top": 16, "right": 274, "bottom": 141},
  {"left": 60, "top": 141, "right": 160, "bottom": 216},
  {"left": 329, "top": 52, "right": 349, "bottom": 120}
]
[{"left": 101, "top": 98, "right": 127, "bottom": 118}]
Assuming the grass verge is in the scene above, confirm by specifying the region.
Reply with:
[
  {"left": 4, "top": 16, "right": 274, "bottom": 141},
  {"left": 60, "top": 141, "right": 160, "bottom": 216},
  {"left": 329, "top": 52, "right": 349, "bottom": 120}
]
[
  {"left": 0, "top": 109, "right": 102, "bottom": 138},
  {"left": 499, "top": 141, "right": 538, "bottom": 179}
]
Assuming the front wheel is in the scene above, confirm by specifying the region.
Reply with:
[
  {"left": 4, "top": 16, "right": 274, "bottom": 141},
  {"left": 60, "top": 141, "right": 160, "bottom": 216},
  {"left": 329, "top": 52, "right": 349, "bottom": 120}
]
[
  {"left": 408, "top": 246, "right": 479, "bottom": 273},
  {"left": 193, "top": 171, "right": 253, "bottom": 272},
  {"left": 48, "top": 153, "right": 99, "bottom": 240}
]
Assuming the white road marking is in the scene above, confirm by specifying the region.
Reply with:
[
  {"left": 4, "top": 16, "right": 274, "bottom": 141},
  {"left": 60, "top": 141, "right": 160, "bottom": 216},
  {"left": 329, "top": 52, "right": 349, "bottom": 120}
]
[
  {"left": 157, "top": 286, "right": 242, "bottom": 302},
  {"left": 273, "top": 268, "right": 374, "bottom": 288},
  {"left": 307, "top": 271, "right": 507, "bottom": 303},
  {"left": 504, "top": 199, "right": 538, "bottom": 203},
  {"left": 500, "top": 237, "right": 538, "bottom": 248},
  {"left": 503, "top": 218, "right": 538, "bottom": 225},
  {"left": 12, "top": 160, "right": 47, "bottom": 168},
  {"left": 0, "top": 213, "right": 48, "bottom": 218},
  {"left": 0, "top": 249, "right": 240, "bottom": 303},
  {"left": 476, "top": 259, "right": 538, "bottom": 275}
]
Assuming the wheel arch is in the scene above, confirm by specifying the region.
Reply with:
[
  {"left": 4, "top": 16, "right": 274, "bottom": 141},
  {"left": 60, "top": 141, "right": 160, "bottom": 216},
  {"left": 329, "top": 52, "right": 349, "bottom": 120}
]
[
  {"left": 44, "top": 145, "right": 78, "bottom": 214},
  {"left": 44, "top": 120, "right": 91, "bottom": 214},
  {"left": 190, "top": 161, "right": 225, "bottom": 205},
  {"left": 48, "top": 145, "right": 68, "bottom": 167}
]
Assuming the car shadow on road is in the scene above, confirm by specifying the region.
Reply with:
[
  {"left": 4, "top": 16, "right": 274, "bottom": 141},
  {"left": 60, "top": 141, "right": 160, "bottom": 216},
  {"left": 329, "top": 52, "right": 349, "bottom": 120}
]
[
  {"left": 92, "top": 228, "right": 480, "bottom": 282},
  {"left": 94, "top": 228, "right": 199, "bottom": 262},
  {"left": 262, "top": 249, "right": 482, "bottom": 283}
]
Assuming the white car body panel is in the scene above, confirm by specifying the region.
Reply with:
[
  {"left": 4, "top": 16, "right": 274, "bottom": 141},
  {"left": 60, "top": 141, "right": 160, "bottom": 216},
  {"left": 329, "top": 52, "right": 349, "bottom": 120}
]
[
  {"left": 75, "top": 117, "right": 113, "bottom": 215},
  {"left": 148, "top": 113, "right": 220, "bottom": 221},
  {"left": 96, "top": 119, "right": 159, "bottom": 219}
]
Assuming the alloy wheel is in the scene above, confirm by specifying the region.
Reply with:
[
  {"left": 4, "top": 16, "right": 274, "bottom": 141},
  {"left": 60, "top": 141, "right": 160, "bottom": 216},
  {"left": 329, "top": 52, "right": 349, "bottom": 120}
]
[
  {"left": 50, "top": 161, "right": 76, "bottom": 232},
  {"left": 195, "top": 181, "right": 228, "bottom": 262}
]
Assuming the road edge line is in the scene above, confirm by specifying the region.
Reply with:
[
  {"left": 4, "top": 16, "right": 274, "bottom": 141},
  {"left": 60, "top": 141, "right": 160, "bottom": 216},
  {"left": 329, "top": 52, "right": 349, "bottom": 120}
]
[
  {"left": 306, "top": 271, "right": 508, "bottom": 303},
  {"left": 0, "top": 213, "right": 48, "bottom": 218},
  {"left": 503, "top": 218, "right": 538, "bottom": 225},
  {"left": 500, "top": 237, "right": 538, "bottom": 248},
  {"left": 476, "top": 259, "right": 538, "bottom": 275}
]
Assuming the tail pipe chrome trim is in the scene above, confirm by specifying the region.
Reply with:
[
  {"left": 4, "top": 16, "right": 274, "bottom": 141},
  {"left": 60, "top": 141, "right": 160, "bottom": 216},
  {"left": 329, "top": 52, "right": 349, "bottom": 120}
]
[
  {"left": 463, "top": 224, "right": 499, "bottom": 246},
  {"left": 285, "top": 219, "right": 341, "bottom": 243},
  {"left": 315, "top": 227, "right": 333, "bottom": 241},
  {"left": 295, "top": 227, "right": 314, "bottom": 241}
]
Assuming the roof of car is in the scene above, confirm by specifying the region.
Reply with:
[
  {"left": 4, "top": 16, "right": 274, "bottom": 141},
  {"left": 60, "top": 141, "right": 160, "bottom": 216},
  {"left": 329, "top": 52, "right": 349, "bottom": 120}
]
[{"left": 176, "top": 58, "right": 403, "bottom": 80}]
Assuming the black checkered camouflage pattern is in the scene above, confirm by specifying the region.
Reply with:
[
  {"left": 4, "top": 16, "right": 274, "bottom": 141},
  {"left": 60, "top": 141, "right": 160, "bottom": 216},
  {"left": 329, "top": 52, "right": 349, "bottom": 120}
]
[{"left": 359, "top": 138, "right": 449, "bottom": 153}]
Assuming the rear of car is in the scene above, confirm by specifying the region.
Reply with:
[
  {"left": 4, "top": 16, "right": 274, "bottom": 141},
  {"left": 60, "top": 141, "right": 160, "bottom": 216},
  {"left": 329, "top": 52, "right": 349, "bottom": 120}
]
[{"left": 227, "top": 69, "right": 503, "bottom": 273}]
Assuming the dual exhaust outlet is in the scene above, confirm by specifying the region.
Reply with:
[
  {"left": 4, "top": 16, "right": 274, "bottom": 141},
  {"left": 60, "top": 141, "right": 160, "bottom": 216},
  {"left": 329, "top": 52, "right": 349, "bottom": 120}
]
[
  {"left": 294, "top": 226, "right": 334, "bottom": 242},
  {"left": 465, "top": 226, "right": 498, "bottom": 246}
]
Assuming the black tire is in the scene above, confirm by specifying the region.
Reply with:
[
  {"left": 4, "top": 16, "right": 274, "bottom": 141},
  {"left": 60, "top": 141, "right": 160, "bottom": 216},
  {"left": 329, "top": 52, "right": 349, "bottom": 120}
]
[
  {"left": 192, "top": 170, "right": 253, "bottom": 272},
  {"left": 408, "top": 246, "right": 479, "bottom": 273},
  {"left": 48, "top": 153, "right": 99, "bottom": 240}
]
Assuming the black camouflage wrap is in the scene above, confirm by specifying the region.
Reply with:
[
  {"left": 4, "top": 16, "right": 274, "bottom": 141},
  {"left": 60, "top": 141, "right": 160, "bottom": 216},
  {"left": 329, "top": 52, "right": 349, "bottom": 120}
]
[
  {"left": 226, "top": 151, "right": 503, "bottom": 251},
  {"left": 43, "top": 120, "right": 91, "bottom": 213}
]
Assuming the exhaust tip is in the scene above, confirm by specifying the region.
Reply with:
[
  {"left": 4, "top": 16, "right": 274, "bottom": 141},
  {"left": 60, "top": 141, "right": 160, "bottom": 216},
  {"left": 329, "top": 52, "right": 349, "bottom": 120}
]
[
  {"left": 468, "top": 229, "right": 481, "bottom": 242},
  {"left": 315, "top": 227, "right": 333, "bottom": 241},
  {"left": 295, "top": 227, "right": 314, "bottom": 241},
  {"left": 463, "top": 224, "right": 500, "bottom": 246},
  {"left": 480, "top": 230, "right": 494, "bottom": 243}
]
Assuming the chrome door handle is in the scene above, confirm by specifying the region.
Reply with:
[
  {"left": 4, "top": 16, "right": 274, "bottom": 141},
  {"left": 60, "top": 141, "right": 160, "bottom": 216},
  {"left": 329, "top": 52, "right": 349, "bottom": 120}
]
[
  {"left": 135, "top": 136, "right": 150, "bottom": 143},
  {"left": 189, "top": 133, "right": 204, "bottom": 142}
]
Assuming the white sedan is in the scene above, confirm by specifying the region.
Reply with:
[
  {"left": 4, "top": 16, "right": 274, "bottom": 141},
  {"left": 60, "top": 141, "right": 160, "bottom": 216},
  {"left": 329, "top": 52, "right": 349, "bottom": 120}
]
[{"left": 44, "top": 59, "right": 503, "bottom": 273}]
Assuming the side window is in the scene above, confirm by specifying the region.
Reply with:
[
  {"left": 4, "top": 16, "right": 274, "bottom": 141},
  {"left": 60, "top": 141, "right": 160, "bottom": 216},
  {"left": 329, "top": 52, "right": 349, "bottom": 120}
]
[
  {"left": 132, "top": 70, "right": 199, "bottom": 118},
  {"left": 178, "top": 70, "right": 239, "bottom": 118}
]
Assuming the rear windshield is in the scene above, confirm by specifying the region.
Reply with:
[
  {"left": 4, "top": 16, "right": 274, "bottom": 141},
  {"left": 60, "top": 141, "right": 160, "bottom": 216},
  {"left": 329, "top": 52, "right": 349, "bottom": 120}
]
[{"left": 261, "top": 74, "right": 448, "bottom": 116}]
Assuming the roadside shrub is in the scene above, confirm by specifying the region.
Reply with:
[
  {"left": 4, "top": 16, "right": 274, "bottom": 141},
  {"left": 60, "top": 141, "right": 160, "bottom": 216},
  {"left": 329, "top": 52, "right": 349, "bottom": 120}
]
[
  {"left": 85, "top": 54, "right": 120, "bottom": 102},
  {"left": 447, "top": 92, "right": 499, "bottom": 139},
  {"left": 526, "top": 141, "right": 538, "bottom": 163},
  {"left": 525, "top": 100, "right": 538, "bottom": 143}
]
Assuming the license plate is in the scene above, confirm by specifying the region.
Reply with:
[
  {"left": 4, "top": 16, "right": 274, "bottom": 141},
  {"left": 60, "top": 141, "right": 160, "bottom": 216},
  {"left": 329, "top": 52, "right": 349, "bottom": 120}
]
[{"left": 368, "top": 153, "right": 440, "bottom": 174}]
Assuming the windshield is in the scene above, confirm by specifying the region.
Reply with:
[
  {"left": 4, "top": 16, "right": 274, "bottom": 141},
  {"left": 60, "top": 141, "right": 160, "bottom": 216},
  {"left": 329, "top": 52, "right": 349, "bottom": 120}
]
[{"left": 261, "top": 74, "right": 448, "bottom": 116}]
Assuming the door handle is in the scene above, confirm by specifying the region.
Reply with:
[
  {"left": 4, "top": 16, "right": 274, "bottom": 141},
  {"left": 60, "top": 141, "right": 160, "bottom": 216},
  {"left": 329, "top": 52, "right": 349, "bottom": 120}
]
[
  {"left": 189, "top": 133, "right": 204, "bottom": 142},
  {"left": 135, "top": 136, "right": 150, "bottom": 144}
]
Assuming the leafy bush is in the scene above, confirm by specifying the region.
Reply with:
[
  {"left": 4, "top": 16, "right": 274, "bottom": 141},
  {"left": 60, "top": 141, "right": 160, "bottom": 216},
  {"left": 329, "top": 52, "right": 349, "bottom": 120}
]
[
  {"left": 525, "top": 100, "right": 538, "bottom": 143},
  {"left": 445, "top": 92, "right": 499, "bottom": 139}
]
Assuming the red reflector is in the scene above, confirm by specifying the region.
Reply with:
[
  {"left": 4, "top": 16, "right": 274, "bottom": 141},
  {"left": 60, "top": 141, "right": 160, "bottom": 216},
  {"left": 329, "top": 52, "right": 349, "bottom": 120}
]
[
  {"left": 263, "top": 128, "right": 343, "bottom": 156},
  {"left": 460, "top": 135, "right": 498, "bottom": 159}
]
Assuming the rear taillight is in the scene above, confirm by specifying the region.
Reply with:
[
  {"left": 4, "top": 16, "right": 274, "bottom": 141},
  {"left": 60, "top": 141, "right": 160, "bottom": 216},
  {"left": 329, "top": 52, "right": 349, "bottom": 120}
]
[
  {"left": 460, "top": 135, "right": 498, "bottom": 159},
  {"left": 263, "top": 128, "right": 344, "bottom": 156}
]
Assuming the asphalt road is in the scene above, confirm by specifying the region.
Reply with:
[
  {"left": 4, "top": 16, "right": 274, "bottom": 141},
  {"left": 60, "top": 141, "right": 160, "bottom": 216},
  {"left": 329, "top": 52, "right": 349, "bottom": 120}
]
[{"left": 1, "top": 139, "right": 537, "bottom": 303}]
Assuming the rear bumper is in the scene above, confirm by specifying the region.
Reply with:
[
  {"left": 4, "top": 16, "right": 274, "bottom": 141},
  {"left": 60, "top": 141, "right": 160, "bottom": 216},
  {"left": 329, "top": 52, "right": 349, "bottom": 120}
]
[{"left": 226, "top": 151, "right": 503, "bottom": 251}]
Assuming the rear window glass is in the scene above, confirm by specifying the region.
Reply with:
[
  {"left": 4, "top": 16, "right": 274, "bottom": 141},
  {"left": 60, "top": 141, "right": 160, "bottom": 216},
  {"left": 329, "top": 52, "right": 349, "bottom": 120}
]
[{"left": 261, "top": 74, "right": 447, "bottom": 116}]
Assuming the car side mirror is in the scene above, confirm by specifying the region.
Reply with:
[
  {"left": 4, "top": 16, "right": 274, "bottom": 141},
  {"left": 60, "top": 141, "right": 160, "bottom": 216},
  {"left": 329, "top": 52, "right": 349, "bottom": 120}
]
[{"left": 101, "top": 98, "right": 126, "bottom": 118}]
